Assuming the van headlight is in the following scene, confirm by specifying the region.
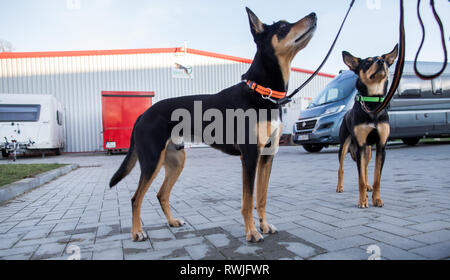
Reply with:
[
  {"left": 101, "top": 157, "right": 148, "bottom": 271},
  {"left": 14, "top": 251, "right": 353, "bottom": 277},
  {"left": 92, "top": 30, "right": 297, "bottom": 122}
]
[{"left": 324, "top": 105, "right": 345, "bottom": 115}]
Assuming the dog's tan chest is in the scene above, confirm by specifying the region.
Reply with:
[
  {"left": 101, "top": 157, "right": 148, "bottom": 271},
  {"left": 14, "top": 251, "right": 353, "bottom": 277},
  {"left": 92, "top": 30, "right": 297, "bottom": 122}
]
[{"left": 353, "top": 123, "right": 390, "bottom": 146}]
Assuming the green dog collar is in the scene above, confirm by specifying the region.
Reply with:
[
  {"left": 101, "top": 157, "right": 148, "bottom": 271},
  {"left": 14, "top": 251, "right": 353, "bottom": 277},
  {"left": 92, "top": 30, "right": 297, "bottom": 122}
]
[{"left": 356, "top": 94, "right": 385, "bottom": 103}]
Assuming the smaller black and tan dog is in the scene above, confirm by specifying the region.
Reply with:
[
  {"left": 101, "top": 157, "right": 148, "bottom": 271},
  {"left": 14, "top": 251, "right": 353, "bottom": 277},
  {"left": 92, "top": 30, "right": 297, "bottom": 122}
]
[{"left": 336, "top": 45, "right": 398, "bottom": 208}]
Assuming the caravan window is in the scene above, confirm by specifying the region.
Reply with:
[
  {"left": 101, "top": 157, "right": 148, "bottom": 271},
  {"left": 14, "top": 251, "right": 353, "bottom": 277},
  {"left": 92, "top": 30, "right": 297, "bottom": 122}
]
[
  {"left": 0, "top": 104, "right": 41, "bottom": 122},
  {"left": 56, "top": 110, "right": 63, "bottom": 126},
  {"left": 432, "top": 75, "right": 450, "bottom": 97},
  {"left": 398, "top": 76, "right": 433, "bottom": 98},
  {"left": 398, "top": 76, "right": 421, "bottom": 97},
  {"left": 442, "top": 78, "right": 450, "bottom": 95}
]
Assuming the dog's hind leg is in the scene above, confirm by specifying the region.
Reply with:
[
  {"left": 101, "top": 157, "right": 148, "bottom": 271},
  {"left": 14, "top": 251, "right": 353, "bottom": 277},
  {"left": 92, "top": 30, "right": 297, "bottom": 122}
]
[
  {"left": 256, "top": 154, "right": 277, "bottom": 234},
  {"left": 157, "top": 142, "right": 186, "bottom": 227},
  {"left": 240, "top": 148, "right": 263, "bottom": 243},
  {"left": 336, "top": 136, "right": 351, "bottom": 193},
  {"left": 131, "top": 140, "right": 168, "bottom": 241}
]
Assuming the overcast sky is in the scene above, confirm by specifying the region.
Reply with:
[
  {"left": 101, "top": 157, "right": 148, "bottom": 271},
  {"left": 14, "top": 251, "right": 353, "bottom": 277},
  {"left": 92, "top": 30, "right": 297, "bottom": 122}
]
[{"left": 0, "top": 0, "right": 448, "bottom": 75}]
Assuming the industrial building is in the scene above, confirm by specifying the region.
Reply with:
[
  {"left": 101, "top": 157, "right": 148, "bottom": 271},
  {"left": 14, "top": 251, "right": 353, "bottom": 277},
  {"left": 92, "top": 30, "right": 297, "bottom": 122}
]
[{"left": 0, "top": 47, "right": 334, "bottom": 152}]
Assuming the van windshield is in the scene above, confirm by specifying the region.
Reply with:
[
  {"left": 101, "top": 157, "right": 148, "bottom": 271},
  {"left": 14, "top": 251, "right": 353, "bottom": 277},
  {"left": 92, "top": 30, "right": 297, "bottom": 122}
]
[
  {"left": 309, "top": 73, "right": 357, "bottom": 108},
  {"left": 0, "top": 104, "right": 41, "bottom": 122}
]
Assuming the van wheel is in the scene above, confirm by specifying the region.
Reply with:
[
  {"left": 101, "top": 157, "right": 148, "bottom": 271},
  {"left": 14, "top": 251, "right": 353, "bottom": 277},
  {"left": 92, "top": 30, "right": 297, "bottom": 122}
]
[
  {"left": 302, "top": 144, "right": 324, "bottom": 153},
  {"left": 1, "top": 149, "right": 10, "bottom": 158},
  {"left": 402, "top": 138, "right": 420, "bottom": 146}
]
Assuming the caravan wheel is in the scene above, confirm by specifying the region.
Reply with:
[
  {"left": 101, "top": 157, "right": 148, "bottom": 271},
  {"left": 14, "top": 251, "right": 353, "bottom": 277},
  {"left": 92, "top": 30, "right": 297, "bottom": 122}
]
[{"left": 1, "top": 149, "right": 10, "bottom": 159}]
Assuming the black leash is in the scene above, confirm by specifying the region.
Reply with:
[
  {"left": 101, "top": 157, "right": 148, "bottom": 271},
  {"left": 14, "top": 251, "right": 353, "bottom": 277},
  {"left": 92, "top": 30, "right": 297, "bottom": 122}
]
[
  {"left": 372, "top": 0, "right": 406, "bottom": 115},
  {"left": 414, "top": 0, "right": 447, "bottom": 80},
  {"left": 279, "top": 0, "right": 445, "bottom": 108},
  {"left": 277, "top": 0, "right": 355, "bottom": 106}
]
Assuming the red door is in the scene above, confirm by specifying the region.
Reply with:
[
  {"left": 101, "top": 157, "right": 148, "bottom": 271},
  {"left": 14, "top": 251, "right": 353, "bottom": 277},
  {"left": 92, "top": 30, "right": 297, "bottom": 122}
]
[{"left": 101, "top": 91, "right": 154, "bottom": 151}]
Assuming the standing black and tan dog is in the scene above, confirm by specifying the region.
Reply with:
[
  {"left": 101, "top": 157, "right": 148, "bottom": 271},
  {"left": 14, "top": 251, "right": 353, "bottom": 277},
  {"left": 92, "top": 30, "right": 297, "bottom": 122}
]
[
  {"left": 109, "top": 8, "right": 317, "bottom": 242},
  {"left": 336, "top": 45, "right": 398, "bottom": 208}
]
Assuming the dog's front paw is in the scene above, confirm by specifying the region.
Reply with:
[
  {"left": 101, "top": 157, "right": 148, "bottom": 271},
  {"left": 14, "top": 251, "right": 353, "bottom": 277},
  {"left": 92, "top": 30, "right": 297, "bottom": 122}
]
[
  {"left": 358, "top": 197, "right": 369, "bottom": 208},
  {"left": 260, "top": 223, "right": 278, "bottom": 234},
  {"left": 372, "top": 198, "right": 384, "bottom": 207},
  {"left": 168, "top": 219, "right": 185, "bottom": 227},
  {"left": 246, "top": 229, "right": 264, "bottom": 243},
  {"left": 132, "top": 230, "right": 148, "bottom": 242},
  {"left": 336, "top": 185, "right": 344, "bottom": 193}
]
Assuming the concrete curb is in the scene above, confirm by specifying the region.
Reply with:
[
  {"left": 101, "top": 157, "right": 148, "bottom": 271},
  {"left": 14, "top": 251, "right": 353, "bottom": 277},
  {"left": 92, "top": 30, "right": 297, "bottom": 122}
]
[{"left": 0, "top": 164, "right": 79, "bottom": 204}]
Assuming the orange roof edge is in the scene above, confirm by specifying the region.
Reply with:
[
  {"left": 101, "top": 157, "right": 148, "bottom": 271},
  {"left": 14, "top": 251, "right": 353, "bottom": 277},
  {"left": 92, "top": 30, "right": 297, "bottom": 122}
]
[{"left": 0, "top": 47, "right": 335, "bottom": 78}]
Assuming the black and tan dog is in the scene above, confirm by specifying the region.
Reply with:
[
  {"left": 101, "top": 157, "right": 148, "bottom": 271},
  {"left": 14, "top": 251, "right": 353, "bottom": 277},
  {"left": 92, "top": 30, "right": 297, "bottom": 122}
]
[
  {"left": 336, "top": 45, "right": 398, "bottom": 208},
  {"left": 109, "top": 8, "right": 317, "bottom": 242}
]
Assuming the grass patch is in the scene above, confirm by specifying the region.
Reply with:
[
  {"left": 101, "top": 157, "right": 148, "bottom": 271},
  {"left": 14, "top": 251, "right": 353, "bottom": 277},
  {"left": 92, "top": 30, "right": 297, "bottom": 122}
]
[
  {"left": 420, "top": 137, "right": 450, "bottom": 143},
  {"left": 0, "top": 164, "right": 66, "bottom": 187}
]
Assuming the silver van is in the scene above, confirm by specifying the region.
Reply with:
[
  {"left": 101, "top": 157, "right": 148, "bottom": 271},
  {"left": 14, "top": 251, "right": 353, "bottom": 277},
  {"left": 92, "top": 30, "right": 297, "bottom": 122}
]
[{"left": 293, "top": 61, "right": 450, "bottom": 152}]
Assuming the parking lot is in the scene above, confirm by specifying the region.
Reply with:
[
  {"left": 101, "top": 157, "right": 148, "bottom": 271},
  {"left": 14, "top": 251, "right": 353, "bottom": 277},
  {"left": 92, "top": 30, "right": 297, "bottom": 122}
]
[{"left": 0, "top": 142, "right": 449, "bottom": 260}]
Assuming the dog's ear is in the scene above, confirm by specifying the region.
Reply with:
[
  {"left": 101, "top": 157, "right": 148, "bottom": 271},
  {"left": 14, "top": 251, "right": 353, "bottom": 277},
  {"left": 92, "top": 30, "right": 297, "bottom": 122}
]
[
  {"left": 246, "top": 7, "right": 264, "bottom": 36},
  {"left": 382, "top": 44, "right": 398, "bottom": 67},
  {"left": 342, "top": 51, "right": 361, "bottom": 72}
]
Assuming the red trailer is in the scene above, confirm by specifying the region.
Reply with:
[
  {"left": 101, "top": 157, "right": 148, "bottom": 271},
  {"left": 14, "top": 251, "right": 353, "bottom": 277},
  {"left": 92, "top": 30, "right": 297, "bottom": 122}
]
[{"left": 101, "top": 91, "right": 154, "bottom": 153}]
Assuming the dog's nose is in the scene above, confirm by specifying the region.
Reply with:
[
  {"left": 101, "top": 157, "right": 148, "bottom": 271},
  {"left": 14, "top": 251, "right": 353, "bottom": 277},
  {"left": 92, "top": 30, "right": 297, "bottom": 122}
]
[
  {"left": 377, "top": 59, "right": 385, "bottom": 65},
  {"left": 309, "top": 12, "right": 317, "bottom": 19}
]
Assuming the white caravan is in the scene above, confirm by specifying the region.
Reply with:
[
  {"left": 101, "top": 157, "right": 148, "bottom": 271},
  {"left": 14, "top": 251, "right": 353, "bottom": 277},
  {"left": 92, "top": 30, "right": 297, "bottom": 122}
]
[{"left": 0, "top": 94, "right": 65, "bottom": 158}]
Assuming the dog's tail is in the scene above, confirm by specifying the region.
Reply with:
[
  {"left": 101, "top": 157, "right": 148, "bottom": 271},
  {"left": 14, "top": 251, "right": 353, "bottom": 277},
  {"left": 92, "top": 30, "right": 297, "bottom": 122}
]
[{"left": 109, "top": 120, "right": 139, "bottom": 188}]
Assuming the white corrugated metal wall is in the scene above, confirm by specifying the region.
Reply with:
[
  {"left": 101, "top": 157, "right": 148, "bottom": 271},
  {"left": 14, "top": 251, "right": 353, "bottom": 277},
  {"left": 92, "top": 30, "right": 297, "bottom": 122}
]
[{"left": 0, "top": 49, "right": 332, "bottom": 152}]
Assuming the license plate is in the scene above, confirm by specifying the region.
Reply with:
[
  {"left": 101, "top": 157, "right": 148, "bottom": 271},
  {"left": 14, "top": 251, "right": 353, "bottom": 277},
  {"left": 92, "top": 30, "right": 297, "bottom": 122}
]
[
  {"left": 106, "top": 141, "right": 116, "bottom": 148},
  {"left": 297, "top": 134, "right": 309, "bottom": 141}
]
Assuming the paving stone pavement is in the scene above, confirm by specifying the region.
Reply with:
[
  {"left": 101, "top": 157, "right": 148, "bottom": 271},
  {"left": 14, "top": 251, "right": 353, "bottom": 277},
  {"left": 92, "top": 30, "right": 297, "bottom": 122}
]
[{"left": 0, "top": 143, "right": 449, "bottom": 260}]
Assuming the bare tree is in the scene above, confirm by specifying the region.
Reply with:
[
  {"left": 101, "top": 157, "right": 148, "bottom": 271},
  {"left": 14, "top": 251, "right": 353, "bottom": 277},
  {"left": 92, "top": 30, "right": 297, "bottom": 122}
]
[{"left": 0, "top": 39, "right": 15, "bottom": 52}]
